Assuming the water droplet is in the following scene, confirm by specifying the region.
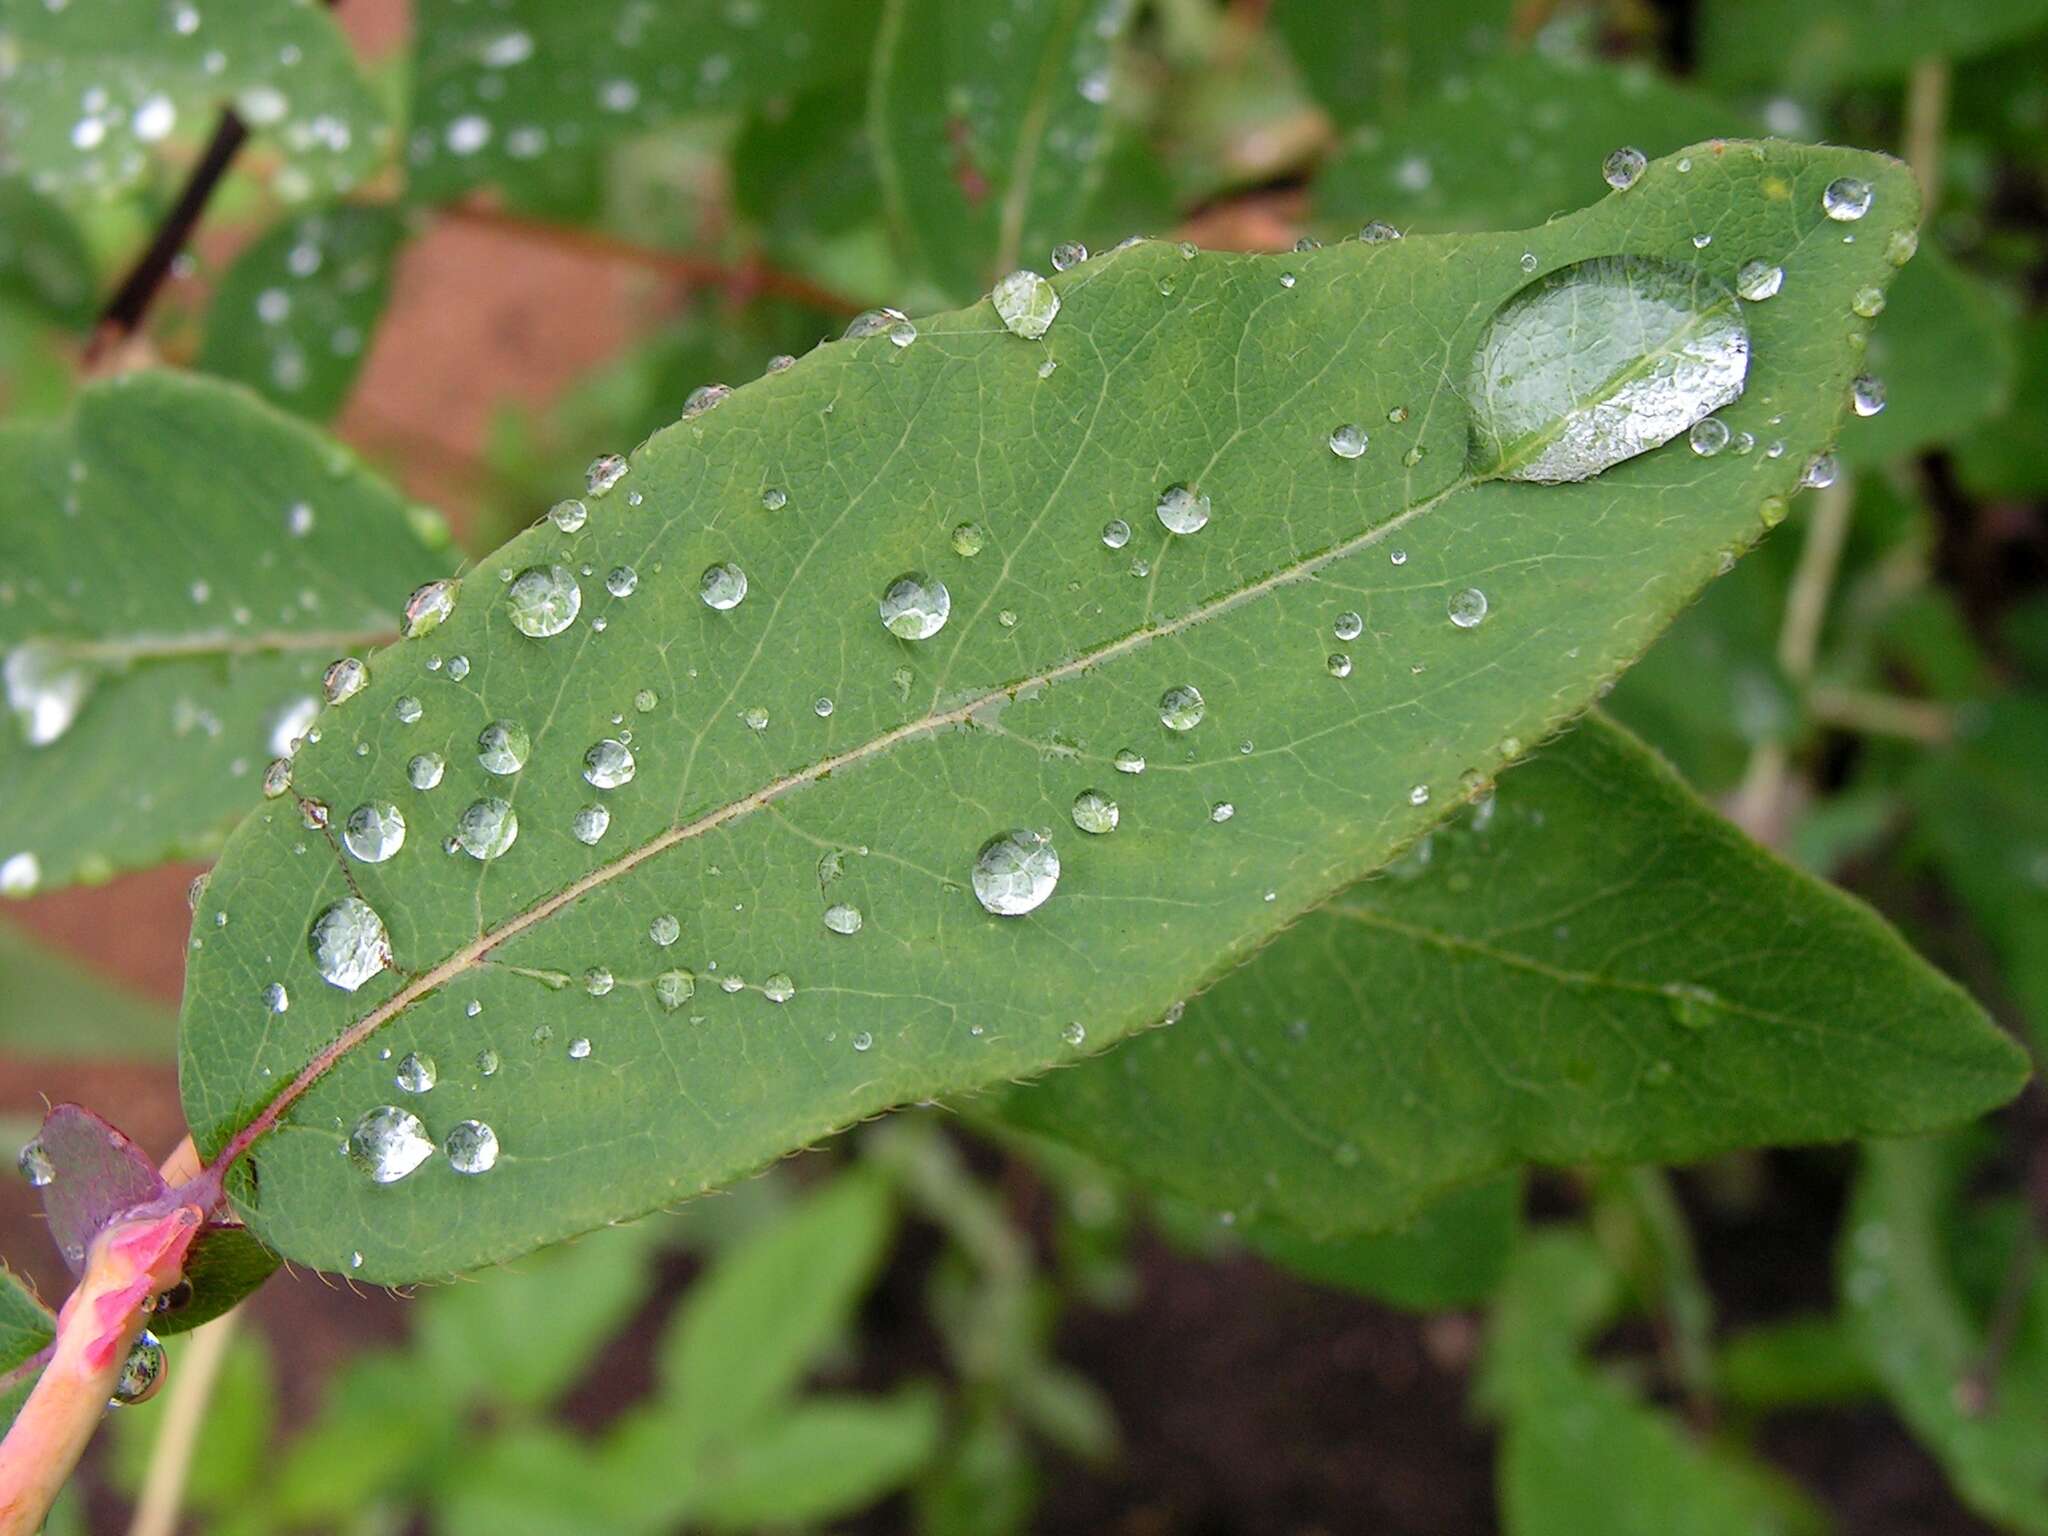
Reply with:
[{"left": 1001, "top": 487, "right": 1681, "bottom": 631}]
[
  {"left": 888, "top": 319, "right": 918, "bottom": 348},
  {"left": 1519, "top": 251, "right": 1539, "bottom": 272},
  {"left": 1155, "top": 483, "right": 1210, "bottom": 534},
  {"left": 342, "top": 801, "right": 406, "bottom": 863},
  {"left": 446, "top": 1120, "right": 499, "bottom": 1174},
  {"left": 991, "top": 269, "right": 1060, "bottom": 339},
  {"left": 1850, "top": 284, "right": 1886, "bottom": 319},
  {"left": 1051, "top": 241, "right": 1088, "bottom": 271},
  {"left": 1061, "top": 1021, "right": 1087, "bottom": 1046},
  {"left": 1465, "top": 256, "right": 1748, "bottom": 483},
  {"left": 650, "top": 913, "right": 681, "bottom": 947},
  {"left": 407, "top": 752, "right": 445, "bottom": 791},
  {"left": 1886, "top": 228, "right": 1918, "bottom": 266},
  {"left": 586, "top": 454, "right": 630, "bottom": 496},
  {"left": 681, "top": 383, "right": 730, "bottom": 419},
  {"left": 309, "top": 898, "right": 390, "bottom": 991},
  {"left": 1358, "top": 219, "right": 1402, "bottom": 244},
  {"left": 952, "top": 522, "right": 986, "bottom": 557},
  {"left": 264, "top": 982, "right": 289, "bottom": 1013},
  {"left": 506, "top": 564, "right": 582, "bottom": 638},
  {"left": 261, "top": 758, "right": 293, "bottom": 798},
  {"left": 395, "top": 1051, "right": 437, "bottom": 1093},
  {"left": 1735, "top": 259, "right": 1784, "bottom": 302},
  {"left": 447, "top": 656, "right": 470, "bottom": 681},
  {"left": 477, "top": 720, "right": 530, "bottom": 774},
  {"left": 814, "top": 696, "right": 834, "bottom": 718},
  {"left": 1327, "top": 653, "right": 1353, "bottom": 678},
  {"left": 700, "top": 562, "right": 749, "bottom": 610},
  {"left": 347, "top": 1105, "right": 434, "bottom": 1183},
  {"left": 1209, "top": 801, "right": 1235, "bottom": 822},
  {"left": 1851, "top": 375, "right": 1886, "bottom": 416},
  {"left": 392, "top": 695, "right": 423, "bottom": 727},
  {"left": 567, "top": 1037, "right": 592, "bottom": 1060},
  {"left": 605, "top": 566, "right": 639, "bottom": 599},
  {"left": 763, "top": 973, "right": 795, "bottom": 1003},
  {"left": 112, "top": 1331, "right": 166, "bottom": 1406},
  {"left": 852, "top": 1031, "right": 874, "bottom": 1052},
  {"left": 1071, "top": 789, "right": 1119, "bottom": 834},
  {"left": 1801, "top": 453, "right": 1839, "bottom": 489},
  {"left": 4, "top": 642, "right": 93, "bottom": 747},
  {"left": 1328, "top": 423, "right": 1369, "bottom": 459},
  {"left": 1447, "top": 588, "right": 1489, "bottom": 629},
  {"left": 1159, "top": 684, "right": 1206, "bottom": 731},
  {"left": 454, "top": 797, "right": 519, "bottom": 860},
  {"left": 0, "top": 852, "right": 40, "bottom": 898},
  {"left": 742, "top": 706, "right": 769, "bottom": 731},
  {"left": 1114, "top": 748, "right": 1146, "bottom": 774},
  {"left": 1101, "top": 518, "right": 1131, "bottom": 549},
  {"left": 879, "top": 572, "right": 951, "bottom": 639},
  {"left": 823, "top": 902, "right": 864, "bottom": 935},
  {"left": 634, "top": 688, "right": 659, "bottom": 713},
  {"left": 1334, "top": 611, "right": 1364, "bottom": 641},
  {"left": 322, "top": 657, "right": 367, "bottom": 704},
  {"left": 476, "top": 1048, "right": 499, "bottom": 1077},
  {"left": 1759, "top": 495, "right": 1789, "bottom": 528},
  {"left": 17, "top": 1139, "right": 53, "bottom": 1187},
  {"left": 1408, "top": 783, "right": 1431, "bottom": 806},
  {"left": 1602, "top": 146, "right": 1647, "bottom": 191},
  {"left": 583, "top": 738, "right": 636, "bottom": 788},
  {"left": 584, "top": 967, "right": 614, "bottom": 997},
  {"left": 549, "top": 498, "right": 588, "bottom": 532},
  {"left": 1822, "top": 177, "right": 1872, "bottom": 221},
  {"left": 1689, "top": 417, "right": 1730, "bottom": 457},
  {"left": 972, "top": 829, "right": 1061, "bottom": 916}
]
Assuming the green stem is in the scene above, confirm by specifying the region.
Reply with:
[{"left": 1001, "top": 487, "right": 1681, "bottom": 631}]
[{"left": 1903, "top": 57, "right": 1951, "bottom": 219}]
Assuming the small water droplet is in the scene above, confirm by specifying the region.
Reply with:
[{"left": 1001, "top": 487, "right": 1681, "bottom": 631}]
[
  {"left": 1822, "top": 177, "right": 1872, "bottom": 221},
  {"left": 650, "top": 912, "right": 681, "bottom": 946},
  {"left": 1334, "top": 611, "right": 1363, "bottom": 641},
  {"left": 1850, "top": 284, "right": 1886, "bottom": 319},
  {"left": 1051, "top": 241, "right": 1088, "bottom": 270},
  {"left": 583, "top": 738, "right": 636, "bottom": 789},
  {"left": 1358, "top": 219, "right": 1402, "bottom": 244},
  {"left": 309, "top": 898, "right": 391, "bottom": 991},
  {"left": 454, "top": 797, "right": 519, "bottom": 860},
  {"left": 1850, "top": 375, "right": 1886, "bottom": 416},
  {"left": 567, "top": 1037, "right": 592, "bottom": 1059},
  {"left": 655, "top": 969, "right": 696, "bottom": 1010},
  {"left": 1101, "top": 518, "right": 1131, "bottom": 549},
  {"left": 700, "top": 562, "right": 749, "bottom": 610},
  {"left": 586, "top": 454, "right": 629, "bottom": 496},
  {"left": 401, "top": 580, "right": 457, "bottom": 640},
  {"left": 476, "top": 1048, "right": 499, "bottom": 1076},
  {"left": 1409, "top": 783, "right": 1431, "bottom": 806},
  {"left": 681, "top": 384, "right": 730, "bottom": 419},
  {"left": 112, "top": 1331, "right": 166, "bottom": 1406},
  {"left": 1602, "top": 145, "right": 1647, "bottom": 191},
  {"left": 1155, "top": 484, "right": 1210, "bottom": 535},
  {"left": 1159, "top": 684, "right": 1206, "bottom": 731},
  {"left": 992, "top": 269, "right": 1060, "bottom": 339},
  {"left": 1327, "top": 653, "right": 1353, "bottom": 678},
  {"left": 346, "top": 1105, "right": 433, "bottom": 1183},
  {"left": 322, "top": 657, "right": 367, "bottom": 705},
  {"left": 852, "top": 1031, "right": 874, "bottom": 1052},
  {"left": 1885, "top": 228, "right": 1918, "bottom": 266},
  {"left": 342, "top": 801, "right": 406, "bottom": 863},
  {"left": 395, "top": 1051, "right": 437, "bottom": 1093},
  {"left": 548, "top": 498, "right": 588, "bottom": 532},
  {"left": 814, "top": 696, "right": 834, "bottom": 718},
  {"left": 264, "top": 982, "right": 289, "bottom": 1013},
  {"left": 1114, "top": 748, "right": 1146, "bottom": 774},
  {"left": 879, "top": 572, "right": 952, "bottom": 639},
  {"left": 1689, "top": 417, "right": 1730, "bottom": 457},
  {"left": 1448, "top": 588, "right": 1489, "bottom": 629},
  {"left": 505, "top": 565, "right": 582, "bottom": 638},
  {"left": 262, "top": 758, "right": 293, "bottom": 798},
  {"left": 952, "top": 522, "right": 986, "bottom": 557},
  {"left": 477, "top": 720, "right": 530, "bottom": 774},
  {"left": 1736, "top": 259, "right": 1784, "bottom": 301},
  {"left": 17, "top": 1139, "right": 53, "bottom": 1187},
  {"left": 1210, "top": 801, "right": 1235, "bottom": 823},
  {"left": 1801, "top": 452, "right": 1839, "bottom": 489},
  {"left": 972, "top": 829, "right": 1061, "bottom": 916},
  {"left": 1071, "top": 789, "right": 1119, "bottom": 834},
  {"left": 823, "top": 902, "right": 863, "bottom": 935},
  {"left": 1061, "top": 1021, "right": 1087, "bottom": 1046},
  {"left": 743, "top": 706, "right": 769, "bottom": 731},
  {"left": 1328, "top": 423, "right": 1368, "bottom": 459},
  {"left": 1759, "top": 495, "right": 1789, "bottom": 528},
  {"left": 763, "top": 973, "right": 795, "bottom": 1003},
  {"left": 408, "top": 752, "right": 445, "bottom": 790},
  {"left": 446, "top": 1120, "right": 499, "bottom": 1174},
  {"left": 584, "top": 967, "right": 614, "bottom": 997},
  {"left": 605, "top": 566, "right": 639, "bottom": 599}
]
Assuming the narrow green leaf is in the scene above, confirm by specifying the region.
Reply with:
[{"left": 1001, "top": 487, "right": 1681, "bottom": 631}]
[
  {"left": 435, "top": 1426, "right": 651, "bottom": 1536},
  {"left": 869, "top": 0, "right": 1132, "bottom": 300},
  {"left": 0, "top": 372, "right": 454, "bottom": 894},
  {"left": 659, "top": 1171, "right": 893, "bottom": 1439},
  {"left": 690, "top": 1390, "right": 944, "bottom": 1528},
  {"left": 1699, "top": 0, "right": 2048, "bottom": 90},
  {"left": 0, "top": 1263, "right": 56, "bottom": 1436},
  {"left": 1716, "top": 1315, "right": 1878, "bottom": 1411},
  {"left": 1841, "top": 1137, "right": 2048, "bottom": 1534},
  {"left": 406, "top": 0, "right": 876, "bottom": 204},
  {"left": 181, "top": 141, "right": 1920, "bottom": 1283},
  {"left": 0, "top": 179, "right": 96, "bottom": 328},
  {"left": 198, "top": 203, "right": 406, "bottom": 421},
  {"left": 0, "top": 0, "right": 391, "bottom": 204},
  {"left": 1268, "top": 0, "right": 1510, "bottom": 131},
  {"left": 998, "top": 715, "right": 2025, "bottom": 1235}
]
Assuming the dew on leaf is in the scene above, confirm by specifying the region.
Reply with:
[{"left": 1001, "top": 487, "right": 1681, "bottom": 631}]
[
  {"left": 879, "top": 572, "right": 952, "bottom": 640},
  {"left": 584, "top": 967, "right": 614, "bottom": 997},
  {"left": 583, "top": 738, "right": 636, "bottom": 789},
  {"left": 264, "top": 982, "right": 289, "bottom": 1014},
  {"left": 605, "top": 566, "right": 639, "bottom": 598},
  {"left": 393, "top": 695, "right": 423, "bottom": 725},
  {"left": 972, "top": 829, "right": 1061, "bottom": 916},
  {"left": 992, "top": 269, "right": 1060, "bottom": 338},
  {"left": 1334, "top": 611, "right": 1364, "bottom": 641},
  {"left": 1114, "top": 748, "right": 1146, "bottom": 774},
  {"left": 1159, "top": 684, "right": 1206, "bottom": 731},
  {"left": 853, "top": 1031, "right": 874, "bottom": 1052},
  {"left": 763, "top": 973, "right": 795, "bottom": 1003},
  {"left": 1448, "top": 588, "right": 1489, "bottom": 629},
  {"left": 342, "top": 801, "right": 406, "bottom": 863},
  {"left": 1210, "top": 801, "right": 1235, "bottom": 823},
  {"left": 395, "top": 1051, "right": 437, "bottom": 1093},
  {"left": 477, "top": 720, "right": 530, "bottom": 774},
  {"left": 951, "top": 522, "right": 986, "bottom": 557},
  {"left": 655, "top": 969, "right": 696, "bottom": 1010},
  {"left": 1051, "top": 241, "right": 1088, "bottom": 271},
  {"left": 1358, "top": 220, "right": 1402, "bottom": 244},
  {"left": 454, "top": 797, "right": 519, "bottom": 860},
  {"left": 844, "top": 307, "right": 908, "bottom": 339},
  {"left": 112, "top": 1332, "right": 166, "bottom": 1406},
  {"left": 1155, "top": 484, "right": 1209, "bottom": 534},
  {"left": 1071, "top": 789, "right": 1119, "bottom": 834},
  {"left": 700, "top": 563, "right": 749, "bottom": 610},
  {"left": 309, "top": 897, "right": 391, "bottom": 991},
  {"left": 1409, "top": 783, "right": 1431, "bottom": 806},
  {"left": 823, "top": 902, "right": 864, "bottom": 935},
  {"left": 322, "top": 656, "right": 367, "bottom": 705},
  {"left": 650, "top": 913, "right": 681, "bottom": 947},
  {"left": 1328, "top": 423, "right": 1368, "bottom": 459},
  {"left": 585, "top": 454, "right": 629, "bottom": 496},
  {"left": 1601, "top": 145, "right": 1646, "bottom": 190},
  {"left": 1735, "top": 259, "right": 1784, "bottom": 301},
  {"left": 681, "top": 384, "right": 730, "bottom": 419},
  {"left": 1689, "top": 418, "right": 1730, "bottom": 457},
  {"left": 1801, "top": 453, "right": 1839, "bottom": 489},
  {"left": 1822, "top": 177, "right": 1873, "bottom": 221},
  {"left": 549, "top": 498, "right": 588, "bottom": 532},
  {"left": 1850, "top": 284, "right": 1886, "bottom": 319},
  {"left": 1101, "top": 519, "right": 1131, "bottom": 549},
  {"left": 1327, "top": 653, "right": 1353, "bottom": 678},
  {"left": 506, "top": 564, "right": 582, "bottom": 638},
  {"left": 346, "top": 1105, "right": 433, "bottom": 1184},
  {"left": 446, "top": 1120, "right": 499, "bottom": 1174},
  {"left": 1851, "top": 375, "right": 1886, "bottom": 416},
  {"left": 261, "top": 758, "right": 294, "bottom": 798},
  {"left": 567, "top": 1037, "right": 592, "bottom": 1059},
  {"left": 408, "top": 752, "right": 445, "bottom": 790}
]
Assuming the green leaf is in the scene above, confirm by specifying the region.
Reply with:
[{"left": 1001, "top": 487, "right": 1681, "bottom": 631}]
[
  {"left": 869, "top": 0, "right": 1133, "bottom": 300},
  {"left": 1840, "top": 247, "right": 2014, "bottom": 468},
  {"left": 0, "top": 921, "right": 177, "bottom": 1060},
  {"left": 198, "top": 203, "right": 406, "bottom": 421},
  {"left": 1716, "top": 1315, "right": 1878, "bottom": 1411},
  {"left": 1841, "top": 1137, "right": 2048, "bottom": 1533},
  {"left": 1312, "top": 52, "right": 1742, "bottom": 236},
  {"left": 1954, "top": 313, "right": 2048, "bottom": 497},
  {"left": 0, "top": 0, "right": 391, "bottom": 204},
  {"left": 436, "top": 1426, "right": 652, "bottom": 1536},
  {"left": 406, "top": 0, "right": 876, "bottom": 204},
  {"left": 0, "top": 371, "right": 455, "bottom": 894},
  {"left": 691, "top": 1390, "right": 944, "bottom": 1528},
  {"left": 997, "top": 714, "right": 2024, "bottom": 1235},
  {"left": 1698, "top": 0, "right": 2048, "bottom": 90},
  {"left": 181, "top": 140, "right": 1922, "bottom": 1283},
  {"left": 0, "top": 179, "right": 97, "bottom": 328},
  {"left": 0, "top": 1263, "right": 56, "bottom": 1436},
  {"left": 1268, "top": 0, "right": 1510, "bottom": 131},
  {"left": 1484, "top": 1232, "right": 1825, "bottom": 1536},
  {"left": 660, "top": 1170, "right": 894, "bottom": 1440},
  {"left": 1911, "top": 695, "right": 2048, "bottom": 1050}
]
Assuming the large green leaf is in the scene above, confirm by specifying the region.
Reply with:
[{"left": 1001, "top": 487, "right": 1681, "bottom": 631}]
[
  {"left": 406, "top": 0, "right": 876, "bottom": 204},
  {"left": 197, "top": 202, "right": 407, "bottom": 421},
  {"left": 0, "top": 372, "right": 455, "bottom": 894},
  {"left": 1267, "top": 0, "right": 1510, "bottom": 131},
  {"left": 1698, "top": 0, "right": 2048, "bottom": 90},
  {"left": 0, "top": 179, "right": 96, "bottom": 328},
  {"left": 869, "top": 0, "right": 1133, "bottom": 302},
  {"left": 0, "top": 922, "right": 177, "bottom": 1060},
  {"left": 0, "top": 0, "right": 391, "bottom": 204},
  {"left": 181, "top": 141, "right": 1922, "bottom": 1283},
  {"left": 1841, "top": 1137, "right": 2048, "bottom": 1534},
  {"left": 997, "top": 714, "right": 2023, "bottom": 1235}
]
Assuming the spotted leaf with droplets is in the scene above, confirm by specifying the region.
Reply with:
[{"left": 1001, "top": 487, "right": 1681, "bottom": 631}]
[
  {"left": 0, "top": 372, "right": 455, "bottom": 894},
  {"left": 180, "top": 141, "right": 1917, "bottom": 1282}
]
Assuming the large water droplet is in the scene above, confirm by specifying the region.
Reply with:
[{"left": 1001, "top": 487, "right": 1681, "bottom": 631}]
[
  {"left": 879, "top": 572, "right": 951, "bottom": 640},
  {"left": 309, "top": 897, "right": 391, "bottom": 991},
  {"left": 1822, "top": 177, "right": 1872, "bottom": 221},
  {"left": 346, "top": 1105, "right": 434, "bottom": 1183},
  {"left": 1602, "top": 146, "right": 1646, "bottom": 191},
  {"left": 823, "top": 902, "right": 863, "bottom": 935},
  {"left": 17, "top": 1139, "right": 53, "bottom": 1187},
  {"left": 342, "top": 801, "right": 406, "bottom": 863},
  {"left": 700, "top": 563, "right": 749, "bottom": 610},
  {"left": 454, "top": 797, "right": 519, "bottom": 859},
  {"left": 1155, "top": 484, "right": 1210, "bottom": 535},
  {"left": 573, "top": 804, "right": 610, "bottom": 844},
  {"left": 477, "top": 720, "right": 530, "bottom": 774},
  {"left": 583, "top": 738, "right": 636, "bottom": 788},
  {"left": 655, "top": 969, "right": 696, "bottom": 1010},
  {"left": 395, "top": 1051, "right": 437, "bottom": 1093},
  {"left": 1465, "top": 256, "right": 1749, "bottom": 483},
  {"left": 5, "top": 642, "right": 92, "bottom": 746},
  {"left": 402, "top": 580, "right": 457, "bottom": 639},
  {"left": 446, "top": 1120, "right": 499, "bottom": 1174},
  {"left": 992, "top": 269, "right": 1059, "bottom": 338},
  {"left": 1159, "top": 684, "right": 1205, "bottom": 731},
  {"left": 408, "top": 752, "right": 445, "bottom": 790},
  {"left": 1071, "top": 790, "right": 1119, "bottom": 834},
  {"left": 1735, "top": 260, "right": 1784, "bottom": 302},
  {"left": 112, "top": 1331, "right": 166, "bottom": 1406},
  {"left": 1448, "top": 588, "right": 1489, "bottom": 629},
  {"left": 972, "top": 829, "right": 1061, "bottom": 916},
  {"left": 1328, "top": 423, "right": 1368, "bottom": 459},
  {"left": 322, "top": 657, "right": 368, "bottom": 705},
  {"left": 506, "top": 565, "right": 582, "bottom": 638}
]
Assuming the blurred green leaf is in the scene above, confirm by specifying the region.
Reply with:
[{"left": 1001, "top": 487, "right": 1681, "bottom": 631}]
[
  {"left": 198, "top": 203, "right": 406, "bottom": 421},
  {"left": 0, "top": 1264, "right": 56, "bottom": 1436},
  {"left": 0, "top": 179, "right": 96, "bottom": 327},
  {"left": 0, "top": 921, "right": 177, "bottom": 1060},
  {"left": 691, "top": 1389, "right": 944, "bottom": 1528},
  {"left": 869, "top": 0, "right": 1134, "bottom": 301},
  {"left": 1268, "top": 0, "right": 1511, "bottom": 131},
  {"left": 0, "top": 371, "right": 454, "bottom": 894},
  {"left": 1699, "top": 0, "right": 2048, "bottom": 90},
  {"left": 915, "top": 1405, "right": 1040, "bottom": 1536},
  {"left": 0, "top": 0, "right": 392, "bottom": 205},
  {"left": 1954, "top": 314, "right": 2048, "bottom": 497},
  {"left": 437, "top": 1425, "right": 656, "bottom": 1536},
  {"left": 1717, "top": 1315, "right": 1879, "bottom": 1411},
  {"left": 1238, "top": 1175, "right": 1520, "bottom": 1310},
  {"left": 999, "top": 715, "right": 2024, "bottom": 1235},
  {"left": 109, "top": 1329, "right": 274, "bottom": 1514},
  {"left": 660, "top": 1170, "right": 895, "bottom": 1440},
  {"left": 1841, "top": 247, "right": 2015, "bottom": 468},
  {"left": 269, "top": 1352, "right": 458, "bottom": 1524},
  {"left": 1841, "top": 1137, "right": 2048, "bottom": 1534},
  {"left": 407, "top": 0, "right": 876, "bottom": 204},
  {"left": 1485, "top": 1230, "right": 1827, "bottom": 1536}
]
